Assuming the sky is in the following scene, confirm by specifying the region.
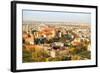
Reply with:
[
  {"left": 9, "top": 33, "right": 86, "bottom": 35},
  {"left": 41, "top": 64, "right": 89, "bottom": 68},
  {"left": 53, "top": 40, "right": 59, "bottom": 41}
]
[{"left": 23, "top": 10, "right": 91, "bottom": 24}]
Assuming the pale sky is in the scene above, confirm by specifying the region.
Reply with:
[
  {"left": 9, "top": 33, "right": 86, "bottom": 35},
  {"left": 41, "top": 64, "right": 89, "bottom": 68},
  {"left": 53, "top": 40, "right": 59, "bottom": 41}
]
[{"left": 23, "top": 10, "right": 91, "bottom": 24}]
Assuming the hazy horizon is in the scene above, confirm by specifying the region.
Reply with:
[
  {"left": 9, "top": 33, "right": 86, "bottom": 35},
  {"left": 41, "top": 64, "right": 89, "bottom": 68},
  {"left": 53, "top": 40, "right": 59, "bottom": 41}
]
[{"left": 23, "top": 10, "right": 91, "bottom": 24}]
